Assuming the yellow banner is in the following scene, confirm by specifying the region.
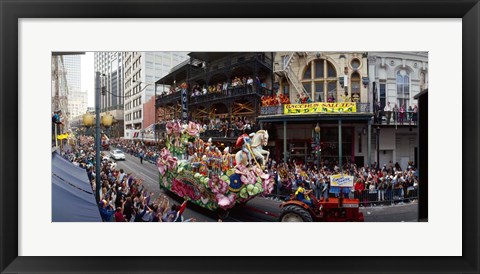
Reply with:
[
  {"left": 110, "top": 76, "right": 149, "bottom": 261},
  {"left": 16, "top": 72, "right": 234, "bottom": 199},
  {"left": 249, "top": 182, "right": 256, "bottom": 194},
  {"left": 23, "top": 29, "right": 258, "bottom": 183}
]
[{"left": 284, "top": 103, "right": 356, "bottom": 114}]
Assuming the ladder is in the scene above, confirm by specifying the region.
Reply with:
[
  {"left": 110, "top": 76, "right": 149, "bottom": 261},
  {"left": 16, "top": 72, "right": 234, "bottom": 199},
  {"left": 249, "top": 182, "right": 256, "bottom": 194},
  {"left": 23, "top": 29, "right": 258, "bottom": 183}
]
[{"left": 274, "top": 52, "right": 311, "bottom": 102}]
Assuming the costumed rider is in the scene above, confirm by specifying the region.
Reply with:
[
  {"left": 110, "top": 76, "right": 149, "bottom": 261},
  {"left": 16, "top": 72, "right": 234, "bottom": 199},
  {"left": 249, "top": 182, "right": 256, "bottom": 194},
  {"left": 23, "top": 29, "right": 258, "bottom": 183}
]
[
  {"left": 239, "top": 133, "right": 253, "bottom": 165},
  {"left": 295, "top": 182, "right": 314, "bottom": 208}
]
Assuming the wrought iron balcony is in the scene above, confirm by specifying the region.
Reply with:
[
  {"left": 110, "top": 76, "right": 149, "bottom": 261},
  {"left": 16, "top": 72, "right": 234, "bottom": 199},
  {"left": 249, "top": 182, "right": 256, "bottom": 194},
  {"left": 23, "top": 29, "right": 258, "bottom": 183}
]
[
  {"left": 189, "top": 85, "right": 267, "bottom": 105},
  {"left": 157, "top": 92, "right": 181, "bottom": 104}
]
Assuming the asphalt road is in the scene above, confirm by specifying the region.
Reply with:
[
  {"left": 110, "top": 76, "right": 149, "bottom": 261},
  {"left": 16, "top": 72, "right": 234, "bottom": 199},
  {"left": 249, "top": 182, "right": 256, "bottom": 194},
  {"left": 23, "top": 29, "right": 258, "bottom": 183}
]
[{"left": 109, "top": 149, "right": 418, "bottom": 222}]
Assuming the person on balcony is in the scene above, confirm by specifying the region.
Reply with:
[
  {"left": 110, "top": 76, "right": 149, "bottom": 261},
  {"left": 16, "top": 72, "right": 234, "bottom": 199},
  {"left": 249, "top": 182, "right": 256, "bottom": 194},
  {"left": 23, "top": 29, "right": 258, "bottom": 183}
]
[
  {"left": 407, "top": 105, "right": 413, "bottom": 124},
  {"left": 222, "top": 81, "right": 228, "bottom": 94},
  {"left": 392, "top": 104, "right": 399, "bottom": 124},
  {"left": 384, "top": 102, "right": 392, "bottom": 125},
  {"left": 327, "top": 94, "right": 335, "bottom": 103},
  {"left": 246, "top": 76, "right": 254, "bottom": 92},
  {"left": 399, "top": 104, "right": 406, "bottom": 124},
  {"left": 412, "top": 105, "right": 418, "bottom": 125}
]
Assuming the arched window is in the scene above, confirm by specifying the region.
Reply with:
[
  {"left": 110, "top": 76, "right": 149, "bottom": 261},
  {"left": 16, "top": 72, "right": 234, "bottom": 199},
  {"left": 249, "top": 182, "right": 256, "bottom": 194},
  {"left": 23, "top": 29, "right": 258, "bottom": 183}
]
[
  {"left": 301, "top": 59, "right": 337, "bottom": 102},
  {"left": 351, "top": 72, "right": 361, "bottom": 102},
  {"left": 396, "top": 70, "right": 410, "bottom": 107}
]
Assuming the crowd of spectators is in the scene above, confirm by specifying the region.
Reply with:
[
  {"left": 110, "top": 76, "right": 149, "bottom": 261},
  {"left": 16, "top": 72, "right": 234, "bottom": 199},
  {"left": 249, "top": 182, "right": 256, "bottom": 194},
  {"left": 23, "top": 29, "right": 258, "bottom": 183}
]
[
  {"left": 161, "top": 75, "right": 267, "bottom": 98},
  {"left": 196, "top": 116, "right": 258, "bottom": 138},
  {"left": 61, "top": 136, "right": 194, "bottom": 222},
  {"left": 109, "top": 138, "right": 161, "bottom": 164},
  {"left": 267, "top": 158, "right": 419, "bottom": 205},
  {"left": 376, "top": 101, "right": 418, "bottom": 125}
]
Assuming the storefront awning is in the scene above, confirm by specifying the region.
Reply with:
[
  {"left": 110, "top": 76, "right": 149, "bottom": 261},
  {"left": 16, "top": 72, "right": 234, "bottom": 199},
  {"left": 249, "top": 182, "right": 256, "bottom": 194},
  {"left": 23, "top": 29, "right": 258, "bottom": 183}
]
[{"left": 52, "top": 151, "right": 101, "bottom": 222}]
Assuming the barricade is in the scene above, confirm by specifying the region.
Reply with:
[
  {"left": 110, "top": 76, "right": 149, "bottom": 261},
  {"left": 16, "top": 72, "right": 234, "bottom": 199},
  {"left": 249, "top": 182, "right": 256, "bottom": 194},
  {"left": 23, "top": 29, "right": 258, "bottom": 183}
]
[
  {"left": 266, "top": 186, "right": 418, "bottom": 206},
  {"left": 354, "top": 187, "right": 418, "bottom": 205}
]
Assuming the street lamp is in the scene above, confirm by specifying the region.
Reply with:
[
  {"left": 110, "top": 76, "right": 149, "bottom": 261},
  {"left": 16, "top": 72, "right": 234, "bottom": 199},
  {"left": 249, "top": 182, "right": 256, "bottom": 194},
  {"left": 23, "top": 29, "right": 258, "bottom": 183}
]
[
  {"left": 315, "top": 123, "right": 321, "bottom": 170},
  {"left": 94, "top": 72, "right": 107, "bottom": 203},
  {"left": 101, "top": 112, "right": 113, "bottom": 137},
  {"left": 376, "top": 126, "right": 381, "bottom": 169},
  {"left": 82, "top": 112, "right": 94, "bottom": 135}
]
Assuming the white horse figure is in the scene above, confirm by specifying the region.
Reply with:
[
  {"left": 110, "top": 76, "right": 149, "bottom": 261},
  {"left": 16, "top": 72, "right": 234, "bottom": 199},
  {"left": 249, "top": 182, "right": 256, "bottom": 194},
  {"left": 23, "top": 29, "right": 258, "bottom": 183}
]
[
  {"left": 234, "top": 130, "right": 269, "bottom": 168},
  {"left": 250, "top": 130, "right": 269, "bottom": 167}
]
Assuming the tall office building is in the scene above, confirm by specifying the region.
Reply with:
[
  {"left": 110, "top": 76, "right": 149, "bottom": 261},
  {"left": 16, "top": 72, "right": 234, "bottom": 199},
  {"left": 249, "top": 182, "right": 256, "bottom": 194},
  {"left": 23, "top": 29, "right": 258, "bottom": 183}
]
[
  {"left": 94, "top": 52, "right": 125, "bottom": 111},
  {"left": 63, "top": 55, "right": 81, "bottom": 94},
  {"left": 122, "top": 52, "right": 188, "bottom": 138},
  {"left": 94, "top": 52, "right": 125, "bottom": 137},
  {"left": 63, "top": 55, "right": 88, "bottom": 121}
]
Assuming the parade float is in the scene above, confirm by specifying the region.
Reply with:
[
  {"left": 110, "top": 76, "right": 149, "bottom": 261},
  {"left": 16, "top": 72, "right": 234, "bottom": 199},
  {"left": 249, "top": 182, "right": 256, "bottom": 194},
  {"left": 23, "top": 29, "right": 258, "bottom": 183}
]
[{"left": 157, "top": 120, "right": 274, "bottom": 216}]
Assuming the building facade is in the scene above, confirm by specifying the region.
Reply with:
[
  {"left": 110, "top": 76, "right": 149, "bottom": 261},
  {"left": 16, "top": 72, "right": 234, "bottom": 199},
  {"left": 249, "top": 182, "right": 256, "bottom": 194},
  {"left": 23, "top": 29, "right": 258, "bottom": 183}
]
[
  {"left": 123, "top": 52, "right": 188, "bottom": 139},
  {"left": 63, "top": 55, "right": 81, "bottom": 94},
  {"left": 67, "top": 90, "right": 88, "bottom": 120},
  {"left": 63, "top": 55, "right": 87, "bottom": 122},
  {"left": 262, "top": 52, "right": 372, "bottom": 168},
  {"left": 94, "top": 52, "right": 125, "bottom": 112},
  {"left": 94, "top": 52, "right": 126, "bottom": 137},
  {"left": 368, "top": 52, "right": 428, "bottom": 170}
]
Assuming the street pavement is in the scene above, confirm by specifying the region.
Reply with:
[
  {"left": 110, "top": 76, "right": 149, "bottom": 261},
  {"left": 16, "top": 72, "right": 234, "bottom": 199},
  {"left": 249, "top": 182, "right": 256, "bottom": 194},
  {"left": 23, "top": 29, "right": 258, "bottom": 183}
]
[{"left": 111, "top": 150, "right": 418, "bottom": 222}]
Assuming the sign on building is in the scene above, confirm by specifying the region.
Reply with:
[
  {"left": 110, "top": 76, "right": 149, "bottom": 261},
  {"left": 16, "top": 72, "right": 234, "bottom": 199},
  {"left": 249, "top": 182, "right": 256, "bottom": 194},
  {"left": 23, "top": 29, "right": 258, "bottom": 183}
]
[
  {"left": 284, "top": 102, "right": 356, "bottom": 114},
  {"left": 181, "top": 88, "right": 188, "bottom": 123}
]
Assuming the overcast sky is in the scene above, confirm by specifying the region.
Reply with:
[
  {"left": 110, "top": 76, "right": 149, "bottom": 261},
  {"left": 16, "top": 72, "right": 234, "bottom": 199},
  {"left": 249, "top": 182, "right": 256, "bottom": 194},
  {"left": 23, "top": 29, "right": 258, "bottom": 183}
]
[{"left": 81, "top": 52, "right": 94, "bottom": 107}]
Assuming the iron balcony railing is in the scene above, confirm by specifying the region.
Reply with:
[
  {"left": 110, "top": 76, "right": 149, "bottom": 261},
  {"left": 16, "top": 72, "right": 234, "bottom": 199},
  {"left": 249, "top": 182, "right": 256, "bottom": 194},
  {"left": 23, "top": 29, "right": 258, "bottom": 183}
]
[
  {"left": 189, "top": 85, "right": 268, "bottom": 105},
  {"left": 260, "top": 102, "right": 372, "bottom": 116},
  {"left": 157, "top": 91, "right": 181, "bottom": 103}
]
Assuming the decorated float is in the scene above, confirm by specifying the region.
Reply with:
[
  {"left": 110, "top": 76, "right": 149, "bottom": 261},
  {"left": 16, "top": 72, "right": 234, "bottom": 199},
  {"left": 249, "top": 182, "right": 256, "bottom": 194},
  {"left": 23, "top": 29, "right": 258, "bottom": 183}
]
[{"left": 157, "top": 120, "right": 274, "bottom": 216}]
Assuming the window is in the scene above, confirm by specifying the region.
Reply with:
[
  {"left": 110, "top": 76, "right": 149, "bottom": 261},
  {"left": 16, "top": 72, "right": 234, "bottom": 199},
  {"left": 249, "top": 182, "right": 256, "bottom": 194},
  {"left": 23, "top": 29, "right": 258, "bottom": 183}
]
[
  {"left": 281, "top": 78, "right": 290, "bottom": 97},
  {"left": 314, "top": 61, "right": 324, "bottom": 78},
  {"left": 351, "top": 59, "right": 360, "bottom": 70},
  {"left": 396, "top": 70, "right": 410, "bottom": 107},
  {"left": 281, "top": 55, "right": 289, "bottom": 69},
  {"left": 379, "top": 82, "right": 386, "bottom": 109},
  {"left": 301, "top": 59, "right": 337, "bottom": 102},
  {"left": 351, "top": 72, "right": 361, "bottom": 102},
  {"left": 303, "top": 65, "right": 312, "bottom": 80}
]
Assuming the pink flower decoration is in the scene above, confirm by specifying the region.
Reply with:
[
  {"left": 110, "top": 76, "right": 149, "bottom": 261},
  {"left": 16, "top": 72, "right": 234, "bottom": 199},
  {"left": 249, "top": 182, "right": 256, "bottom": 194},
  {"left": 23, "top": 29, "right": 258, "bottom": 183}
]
[
  {"left": 262, "top": 177, "right": 274, "bottom": 194},
  {"left": 216, "top": 193, "right": 236, "bottom": 209},
  {"left": 172, "top": 121, "right": 182, "bottom": 135},
  {"left": 166, "top": 122, "right": 173, "bottom": 135},
  {"left": 187, "top": 121, "right": 199, "bottom": 137},
  {"left": 156, "top": 157, "right": 167, "bottom": 176},
  {"left": 161, "top": 147, "right": 171, "bottom": 160},
  {"left": 254, "top": 166, "right": 270, "bottom": 180},
  {"left": 166, "top": 157, "right": 178, "bottom": 170},
  {"left": 208, "top": 175, "right": 228, "bottom": 195},
  {"left": 241, "top": 171, "right": 256, "bottom": 185},
  {"left": 171, "top": 179, "right": 200, "bottom": 200}
]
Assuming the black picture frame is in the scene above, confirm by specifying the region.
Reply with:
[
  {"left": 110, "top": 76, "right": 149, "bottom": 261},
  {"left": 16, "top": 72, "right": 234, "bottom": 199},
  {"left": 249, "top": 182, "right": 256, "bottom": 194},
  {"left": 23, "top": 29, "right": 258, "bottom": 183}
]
[{"left": 1, "top": 0, "right": 478, "bottom": 273}]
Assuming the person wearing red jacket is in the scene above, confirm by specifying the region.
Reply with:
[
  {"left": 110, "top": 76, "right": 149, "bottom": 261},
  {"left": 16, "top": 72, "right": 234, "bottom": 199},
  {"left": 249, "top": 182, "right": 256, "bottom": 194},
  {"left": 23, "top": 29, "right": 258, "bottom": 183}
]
[{"left": 354, "top": 179, "right": 365, "bottom": 201}]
